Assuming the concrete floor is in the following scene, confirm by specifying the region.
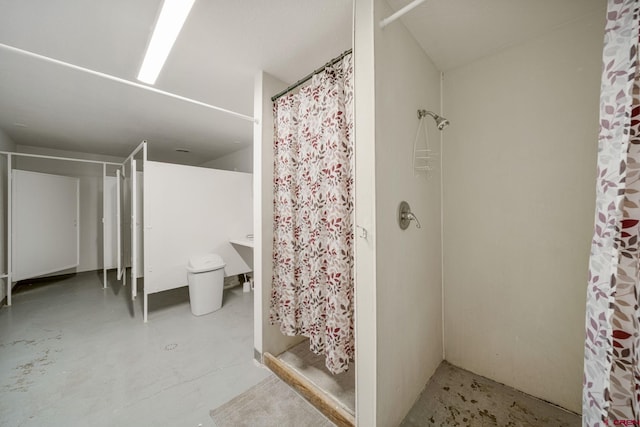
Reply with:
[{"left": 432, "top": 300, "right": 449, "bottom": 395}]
[
  {"left": 401, "top": 361, "right": 581, "bottom": 426},
  {"left": 274, "top": 344, "right": 578, "bottom": 427},
  {"left": 0, "top": 271, "right": 270, "bottom": 427}
]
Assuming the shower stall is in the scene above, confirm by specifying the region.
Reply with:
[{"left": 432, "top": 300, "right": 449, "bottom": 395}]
[{"left": 254, "top": 0, "right": 604, "bottom": 425}]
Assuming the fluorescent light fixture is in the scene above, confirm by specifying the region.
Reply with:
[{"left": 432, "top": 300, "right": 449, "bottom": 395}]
[{"left": 137, "top": 0, "right": 196, "bottom": 85}]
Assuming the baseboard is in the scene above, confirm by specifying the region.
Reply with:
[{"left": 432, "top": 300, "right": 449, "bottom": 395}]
[{"left": 263, "top": 352, "right": 355, "bottom": 427}]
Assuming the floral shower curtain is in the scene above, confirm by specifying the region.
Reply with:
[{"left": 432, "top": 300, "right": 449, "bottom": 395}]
[
  {"left": 270, "top": 53, "right": 354, "bottom": 375},
  {"left": 584, "top": 0, "right": 640, "bottom": 424}
]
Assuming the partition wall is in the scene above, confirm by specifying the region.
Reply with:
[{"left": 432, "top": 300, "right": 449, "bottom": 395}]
[{"left": 1, "top": 141, "right": 253, "bottom": 322}]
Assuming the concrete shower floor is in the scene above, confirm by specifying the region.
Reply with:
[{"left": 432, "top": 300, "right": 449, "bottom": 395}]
[
  {"left": 0, "top": 271, "right": 269, "bottom": 427},
  {"left": 401, "top": 360, "right": 581, "bottom": 426},
  {"left": 277, "top": 339, "right": 356, "bottom": 416}
]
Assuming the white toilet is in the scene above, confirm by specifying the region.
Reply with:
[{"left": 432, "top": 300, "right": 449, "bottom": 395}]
[{"left": 186, "top": 254, "right": 226, "bottom": 316}]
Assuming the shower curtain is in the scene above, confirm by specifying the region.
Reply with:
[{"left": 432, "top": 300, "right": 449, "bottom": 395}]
[
  {"left": 584, "top": 0, "right": 640, "bottom": 424},
  {"left": 270, "top": 53, "right": 354, "bottom": 375}
]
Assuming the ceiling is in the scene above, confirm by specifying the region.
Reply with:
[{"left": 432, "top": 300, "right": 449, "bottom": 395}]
[
  {"left": 389, "top": 0, "right": 606, "bottom": 71},
  {"left": 0, "top": 0, "right": 353, "bottom": 164},
  {"left": 0, "top": 0, "right": 606, "bottom": 165}
]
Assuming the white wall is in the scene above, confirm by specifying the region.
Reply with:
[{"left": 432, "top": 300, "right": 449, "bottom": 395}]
[
  {"left": 442, "top": 10, "right": 604, "bottom": 413},
  {"left": 0, "top": 129, "right": 16, "bottom": 303},
  {"left": 354, "top": 0, "right": 445, "bottom": 424},
  {"left": 200, "top": 146, "right": 253, "bottom": 173},
  {"left": 0, "top": 131, "right": 16, "bottom": 150},
  {"left": 14, "top": 145, "right": 123, "bottom": 275}
]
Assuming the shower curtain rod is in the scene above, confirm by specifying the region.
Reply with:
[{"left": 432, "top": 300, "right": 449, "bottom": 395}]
[
  {"left": 379, "top": 0, "right": 427, "bottom": 28},
  {"left": 271, "top": 48, "right": 353, "bottom": 102}
]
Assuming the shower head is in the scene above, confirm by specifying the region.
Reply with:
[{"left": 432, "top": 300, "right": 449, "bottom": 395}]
[
  {"left": 417, "top": 109, "right": 450, "bottom": 130},
  {"left": 434, "top": 115, "right": 450, "bottom": 130}
]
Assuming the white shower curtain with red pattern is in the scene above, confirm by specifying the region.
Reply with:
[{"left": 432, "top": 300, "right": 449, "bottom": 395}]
[
  {"left": 584, "top": 0, "right": 640, "bottom": 424},
  {"left": 270, "top": 53, "right": 354, "bottom": 375}
]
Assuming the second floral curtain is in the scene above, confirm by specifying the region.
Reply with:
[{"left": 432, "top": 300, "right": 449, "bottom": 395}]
[{"left": 584, "top": 0, "right": 640, "bottom": 424}]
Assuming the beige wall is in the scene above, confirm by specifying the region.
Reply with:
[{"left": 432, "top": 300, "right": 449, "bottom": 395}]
[
  {"left": 370, "top": 0, "right": 444, "bottom": 424},
  {"left": 442, "top": 10, "right": 604, "bottom": 412}
]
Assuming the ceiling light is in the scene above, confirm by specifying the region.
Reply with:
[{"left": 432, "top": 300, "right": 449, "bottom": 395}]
[{"left": 137, "top": 0, "right": 196, "bottom": 85}]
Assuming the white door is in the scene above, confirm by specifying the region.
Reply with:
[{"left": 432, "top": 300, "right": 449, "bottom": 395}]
[
  {"left": 130, "top": 159, "right": 137, "bottom": 299},
  {"left": 116, "top": 169, "right": 123, "bottom": 280},
  {"left": 103, "top": 176, "right": 118, "bottom": 270},
  {"left": 12, "top": 170, "right": 80, "bottom": 281}
]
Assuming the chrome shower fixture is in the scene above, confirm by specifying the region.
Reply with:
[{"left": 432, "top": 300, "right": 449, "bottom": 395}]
[{"left": 417, "top": 109, "right": 450, "bottom": 130}]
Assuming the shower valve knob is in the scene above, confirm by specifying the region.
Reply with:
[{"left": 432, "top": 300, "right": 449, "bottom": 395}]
[{"left": 398, "top": 201, "right": 421, "bottom": 230}]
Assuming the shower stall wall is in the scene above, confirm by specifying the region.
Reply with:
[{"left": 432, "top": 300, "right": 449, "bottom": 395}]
[
  {"left": 442, "top": 9, "right": 603, "bottom": 415},
  {"left": 357, "top": 1, "right": 445, "bottom": 424}
]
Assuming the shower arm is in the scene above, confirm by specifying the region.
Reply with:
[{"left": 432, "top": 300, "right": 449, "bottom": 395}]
[
  {"left": 418, "top": 110, "right": 437, "bottom": 119},
  {"left": 417, "top": 110, "right": 437, "bottom": 120}
]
